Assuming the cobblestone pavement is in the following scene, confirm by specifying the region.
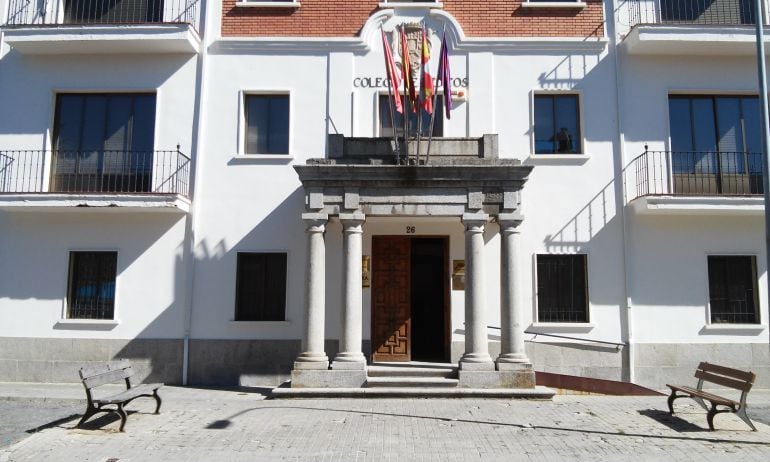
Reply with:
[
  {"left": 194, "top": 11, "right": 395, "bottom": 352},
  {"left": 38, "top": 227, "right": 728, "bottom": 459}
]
[{"left": 1, "top": 385, "right": 769, "bottom": 461}]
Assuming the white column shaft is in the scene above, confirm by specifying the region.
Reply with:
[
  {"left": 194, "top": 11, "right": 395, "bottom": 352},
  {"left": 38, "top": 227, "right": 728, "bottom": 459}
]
[
  {"left": 460, "top": 214, "right": 494, "bottom": 369},
  {"left": 333, "top": 215, "right": 366, "bottom": 368},
  {"left": 294, "top": 216, "right": 328, "bottom": 369},
  {"left": 498, "top": 220, "right": 530, "bottom": 365}
]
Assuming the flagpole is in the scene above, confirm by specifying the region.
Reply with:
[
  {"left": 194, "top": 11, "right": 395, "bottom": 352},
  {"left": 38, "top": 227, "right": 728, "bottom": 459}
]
[
  {"left": 401, "top": 25, "right": 410, "bottom": 164},
  {"left": 426, "top": 25, "right": 446, "bottom": 164},
  {"left": 381, "top": 26, "right": 401, "bottom": 165},
  {"left": 416, "top": 24, "right": 425, "bottom": 166}
]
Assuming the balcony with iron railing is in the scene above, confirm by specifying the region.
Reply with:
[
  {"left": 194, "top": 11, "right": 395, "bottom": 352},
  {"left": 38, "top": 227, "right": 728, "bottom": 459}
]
[
  {"left": 0, "top": 148, "right": 192, "bottom": 212},
  {"left": 3, "top": 0, "right": 202, "bottom": 54},
  {"left": 624, "top": 147, "right": 765, "bottom": 214},
  {"left": 620, "top": 0, "right": 770, "bottom": 54}
]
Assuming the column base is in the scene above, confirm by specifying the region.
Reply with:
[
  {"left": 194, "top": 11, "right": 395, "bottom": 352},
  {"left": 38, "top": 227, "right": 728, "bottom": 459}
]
[
  {"left": 332, "top": 352, "right": 367, "bottom": 370},
  {"left": 459, "top": 352, "right": 495, "bottom": 371},
  {"left": 293, "top": 352, "right": 329, "bottom": 370},
  {"left": 496, "top": 354, "right": 531, "bottom": 368},
  {"left": 458, "top": 369, "right": 536, "bottom": 389},
  {"left": 290, "top": 369, "right": 367, "bottom": 388}
]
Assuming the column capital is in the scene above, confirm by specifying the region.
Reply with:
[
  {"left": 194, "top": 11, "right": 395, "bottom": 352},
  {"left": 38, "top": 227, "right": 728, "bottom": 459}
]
[
  {"left": 462, "top": 212, "right": 489, "bottom": 231},
  {"left": 498, "top": 212, "right": 524, "bottom": 231},
  {"left": 303, "top": 213, "right": 328, "bottom": 232},
  {"left": 339, "top": 211, "right": 365, "bottom": 223}
]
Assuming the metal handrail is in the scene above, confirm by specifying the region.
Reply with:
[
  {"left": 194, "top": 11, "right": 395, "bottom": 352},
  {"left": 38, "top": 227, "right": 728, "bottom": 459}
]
[
  {"left": 4, "top": 0, "right": 202, "bottom": 32},
  {"left": 626, "top": 147, "right": 764, "bottom": 201},
  {"left": 484, "top": 325, "right": 626, "bottom": 349},
  {"left": 625, "top": 0, "right": 764, "bottom": 28},
  {"left": 0, "top": 148, "right": 191, "bottom": 198}
]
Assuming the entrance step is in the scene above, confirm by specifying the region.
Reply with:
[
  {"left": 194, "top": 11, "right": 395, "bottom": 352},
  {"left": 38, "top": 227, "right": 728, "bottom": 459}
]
[
  {"left": 366, "top": 377, "right": 459, "bottom": 388},
  {"left": 367, "top": 364, "right": 458, "bottom": 379},
  {"left": 271, "top": 387, "right": 556, "bottom": 399}
]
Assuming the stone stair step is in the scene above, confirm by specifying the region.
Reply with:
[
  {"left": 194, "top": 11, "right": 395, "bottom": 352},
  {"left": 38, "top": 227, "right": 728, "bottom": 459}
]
[
  {"left": 365, "top": 377, "right": 459, "bottom": 388},
  {"left": 367, "top": 365, "right": 458, "bottom": 379}
]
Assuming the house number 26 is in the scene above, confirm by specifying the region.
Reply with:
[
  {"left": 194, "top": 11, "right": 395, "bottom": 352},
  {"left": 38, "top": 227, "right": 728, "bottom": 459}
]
[{"left": 406, "top": 226, "right": 416, "bottom": 234}]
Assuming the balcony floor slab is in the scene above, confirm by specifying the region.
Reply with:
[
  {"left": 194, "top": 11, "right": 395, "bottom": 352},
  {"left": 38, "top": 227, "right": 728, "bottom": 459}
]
[
  {"left": 624, "top": 25, "right": 770, "bottom": 56},
  {"left": 629, "top": 195, "right": 764, "bottom": 216},
  {"left": 3, "top": 24, "right": 200, "bottom": 55},
  {"left": 0, "top": 193, "right": 190, "bottom": 213}
]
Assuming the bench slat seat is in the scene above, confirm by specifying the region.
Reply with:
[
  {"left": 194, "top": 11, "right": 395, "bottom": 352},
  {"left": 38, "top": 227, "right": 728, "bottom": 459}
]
[
  {"left": 95, "top": 383, "right": 163, "bottom": 405},
  {"left": 77, "top": 361, "right": 163, "bottom": 432},
  {"left": 666, "top": 385, "right": 738, "bottom": 408},
  {"left": 666, "top": 362, "right": 756, "bottom": 431}
]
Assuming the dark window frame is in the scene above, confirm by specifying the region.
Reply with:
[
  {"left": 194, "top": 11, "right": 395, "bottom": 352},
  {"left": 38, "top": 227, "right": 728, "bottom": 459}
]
[
  {"left": 535, "top": 254, "right": 589, "bottom": 323},
  {"left": 243, "top": 93, "right": 290, "bottom": 155},
  {"left": 707, "top": 255, "right": 760, "bottom": 324},
  {"left": 378, "top": 93, "right": 444, "bottom": 138},
  {"left": 533, "top": 93, "right": 582, "bottom": 154},
  {"left": 66, "top": 251, "right": 118, "bottom": 320},
  {"left": 234, "top": 252, "right": 288, "bottom": 322}
]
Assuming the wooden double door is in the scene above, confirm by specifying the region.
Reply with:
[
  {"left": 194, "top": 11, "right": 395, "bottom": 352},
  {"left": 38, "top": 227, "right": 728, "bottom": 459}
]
[{"left": 371, "top": 236, "right": 449, "bottom": 363}]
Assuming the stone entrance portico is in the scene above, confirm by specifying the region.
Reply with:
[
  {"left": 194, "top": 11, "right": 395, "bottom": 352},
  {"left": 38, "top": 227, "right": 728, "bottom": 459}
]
[{"left": 291, "top": 135, "right": 536, "bottom": 389}]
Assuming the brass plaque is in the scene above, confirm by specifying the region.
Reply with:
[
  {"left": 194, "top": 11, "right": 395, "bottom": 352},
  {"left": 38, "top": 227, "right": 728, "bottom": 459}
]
[
  {"left": 362, "top": 255, "right": 371, "bottom": 288},
  {"left": 452, "top": 260, "right": 465, "bottom": 290}
]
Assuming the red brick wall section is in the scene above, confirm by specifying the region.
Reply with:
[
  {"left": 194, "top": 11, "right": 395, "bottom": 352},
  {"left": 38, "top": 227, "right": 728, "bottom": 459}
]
[{"left": 222, "top": 1, "right": 604, "bottom": 38}]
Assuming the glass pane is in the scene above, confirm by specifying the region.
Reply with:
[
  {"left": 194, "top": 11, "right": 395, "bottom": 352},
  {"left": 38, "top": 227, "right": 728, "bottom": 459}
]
[
  {"left": 742, "top": 97, "right": 763, "bottom": 174},
  {"left": 691, "top": 98, "right": 717, "bottom": 173},
  {"left": 245, "top": 96, "right": 289, "bottom": 154},
  {"left": 669, "top": 97, "right": 694, "bottom": 173},
  {"left": 379, "top": 95, "right": 443, "bottom": 138},
  {"left": 79, "top": 95, "right": 107, "bottom": 174},
  {"left": 554, "top": 95, "right": 580, "bottom": 153},
  {"left": 534, "top": 96, "right": 555, "bottom": 154},
  {"left": 268, "top": 96, "right": 290, "bottom": 154},
  {"left": 715, "top": 97, "right": 744, "bottom": 173},
  {"left": 131, "top": 94, "right": 157, "bottom": 152}
]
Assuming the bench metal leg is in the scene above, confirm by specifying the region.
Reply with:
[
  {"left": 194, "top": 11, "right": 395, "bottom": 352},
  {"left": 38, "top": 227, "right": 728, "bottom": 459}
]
[
  {"left": 667, "top": 390, "right": 693, "bottom": 414},
  {"left": 706, "top": 403, "right": 734, "bottom": 431},
  {"left": 116, "top": 403, "right": 128, "bottom": 432},
  {"left": 76, "top": 406, "right": 97, "bottom": 428},
  {"left": 736, "top": 407, "right": 757, "bottom": 432},
  {"left": 153, "top": 389, "right": 162, "bottom": 414}
]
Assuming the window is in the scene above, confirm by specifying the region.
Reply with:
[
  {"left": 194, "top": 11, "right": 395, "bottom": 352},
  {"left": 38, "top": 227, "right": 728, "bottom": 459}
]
[
  {"left": 707, "top": 256, "right": 759, "bottom": 324},
  {"left": 67, "top": 252, "right": 118, "bottom": 320},
  {"left": 52, "top": 93, "right": 156, "bottom": 193},
  {"left": 534, "top": 94, "right": 581, "bottom": 154},
  {"left": 668, "top": 95, "right": 763, "bottom": 194},
  {"left": 235, "top": 253, "right": 288, "bottom": 321},
  {"left": 244, "top": 94, "right": 290, "bottom": 154},
  {"left": 379, "top": 95, "right": 443, "bottom": 138},
  {"left": 660, "top": 0, "right": 755, "bottom": 25},
  {"left": 63, "top": 0, "right": 163, "bottom": 24},
  {"left": 536, "top": 254, "right": 588, "bottom": 323}
]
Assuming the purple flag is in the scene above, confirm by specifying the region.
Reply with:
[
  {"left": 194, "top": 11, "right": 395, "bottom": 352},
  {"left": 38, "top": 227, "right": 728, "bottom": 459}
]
[{"left": 437, "top": 31, "right": 452, "bottom": 120}]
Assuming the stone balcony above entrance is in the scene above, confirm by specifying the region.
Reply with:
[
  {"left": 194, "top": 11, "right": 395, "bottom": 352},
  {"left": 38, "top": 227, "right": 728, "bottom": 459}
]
[
  {"left": 326, "top": 134, "right": 499, "bottom": 165},
  {"left": 296, "top": 135, "right": 532, "bottom": 217}
]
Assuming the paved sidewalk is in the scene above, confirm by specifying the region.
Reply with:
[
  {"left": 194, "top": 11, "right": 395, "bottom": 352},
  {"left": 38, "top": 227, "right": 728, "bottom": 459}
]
[{"left": 1, "top": 384, "right": 769, "bottom": 461}]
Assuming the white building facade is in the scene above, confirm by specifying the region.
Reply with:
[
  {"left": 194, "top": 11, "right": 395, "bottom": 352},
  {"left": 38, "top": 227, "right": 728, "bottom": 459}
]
[{"left": 0, "top": 0, "right": 767, "bottom": 389}]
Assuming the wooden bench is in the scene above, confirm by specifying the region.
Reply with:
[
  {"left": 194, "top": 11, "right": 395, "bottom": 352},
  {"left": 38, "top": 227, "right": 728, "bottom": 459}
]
[
  {"left": 667, "top": 362, "right": 756, "bottom": 431},
  {"left": 77, "top": 360, "right": 163, "bottom": 432}
]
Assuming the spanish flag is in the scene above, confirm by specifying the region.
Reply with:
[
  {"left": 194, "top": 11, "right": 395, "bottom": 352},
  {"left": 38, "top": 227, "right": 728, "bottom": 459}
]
[
  {"left": 381, "top": 28, "right": 403, "bottom": 114},
  {"left": 420, "top": 25, "right": 435, "bottom": 115},
  {"left": 400, "top": 25, "right": 417, "bottom": 112}
]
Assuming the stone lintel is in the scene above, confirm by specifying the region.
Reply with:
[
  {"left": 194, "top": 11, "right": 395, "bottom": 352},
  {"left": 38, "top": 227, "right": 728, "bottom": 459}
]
[
  {"left": 458, "top": 370, "right": 536, "bottom": 389},
  {"left": 291, "top": 369, "right": 367, "bottom": 388},
  {"left": 302, "top": 212, "right": 329, "bottom": 222},
  {"left": 461, "top": 212, "right": 490, "bottom": 226},
  {"left": 498, "top": 212, "right": 524, "bottom": 227},
  {"left": 338, "top": 211, "right": 366, "bottom": 222}
]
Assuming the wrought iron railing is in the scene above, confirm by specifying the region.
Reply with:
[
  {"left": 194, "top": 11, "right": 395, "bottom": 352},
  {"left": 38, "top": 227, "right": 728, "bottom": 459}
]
[
  {"left": 4, "top": 0, "right": 201, "bottom": 31},
  {"left": 626, "top": 147, "right": 764, "bottom": 201},
  {"left": 0, "top": 149, "right": 191, "bottom": 197},
  {"left": 626, "top": 0, "right": 763, "bottom": 27}
]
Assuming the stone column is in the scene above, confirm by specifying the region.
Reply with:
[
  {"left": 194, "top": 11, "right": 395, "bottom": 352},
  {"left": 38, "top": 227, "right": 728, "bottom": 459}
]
[
  {"left": 460, "top": 212, "right": 494, "bottom": 370},
  {"left": 496, "top": 213, "right": 535, "bottom": 388},
  {"left": 293, "top": 213, "right": 329, "bottom": 370},
  {"left": 332, "top": 212, "right": 367, "bottom": 369}
]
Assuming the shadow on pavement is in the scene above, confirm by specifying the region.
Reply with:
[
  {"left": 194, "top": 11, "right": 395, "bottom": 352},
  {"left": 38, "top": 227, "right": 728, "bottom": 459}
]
[
  {"left": 638, "top": 409, "right": 704, "bottom": 432},
  {"left": 25, "top": 414, "right": 80, "bottom": 434},
  {"left": 204, "top": 405, "right": 768, "bottom": 446}
]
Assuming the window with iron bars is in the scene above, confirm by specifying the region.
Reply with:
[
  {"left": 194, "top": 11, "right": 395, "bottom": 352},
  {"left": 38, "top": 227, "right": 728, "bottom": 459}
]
[
  {"left": 536, "top": 254, "right": 589, "bottom": 323},
  {"left": 67, "top": 251, "right": 118, "bottom": 320},
  {"left": 707, "top": 255, "right": 759, "bottom": 324}
]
